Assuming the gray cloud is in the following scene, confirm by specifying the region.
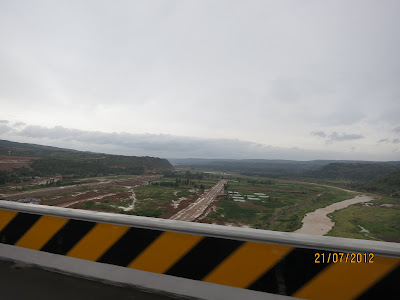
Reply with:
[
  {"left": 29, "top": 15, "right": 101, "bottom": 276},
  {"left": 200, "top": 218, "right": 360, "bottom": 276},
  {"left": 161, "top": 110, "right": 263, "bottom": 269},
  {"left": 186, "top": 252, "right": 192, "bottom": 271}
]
[
  {"left": 0, "top": 1, "right": 399, "bottom": 161},
  {"left": 312, "top": 131, "right": 365, "bottom": 142},
  {"left": 327, "top": 132, "right": 364, "bottom": 142},
  {"left": 14, "top": 124, "right": 307, "bottom": 159},
  {"left": 0, "top": 124, "right": 13, "bottom": 135},
  {"left": 378, "top": 138, "right": 400, "bottom": 144},
  {"left": 311, "top": 131, "right": 327, "bottom": 138},
  {"left": 0, "top": 121, "right": 390, "bottom": 160},
  {"left": 394, "top": 127, "right": 400, "bottom": 134},
  {"left": 0, "top": 120, "right": 9, "bottom": 123}
]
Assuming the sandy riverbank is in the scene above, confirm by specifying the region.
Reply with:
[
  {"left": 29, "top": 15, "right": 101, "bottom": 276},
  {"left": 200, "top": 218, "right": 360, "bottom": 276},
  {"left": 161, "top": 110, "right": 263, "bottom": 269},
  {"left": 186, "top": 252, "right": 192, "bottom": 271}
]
[{"left": 294, "top": 195, "right": 374, "bottom": 235}]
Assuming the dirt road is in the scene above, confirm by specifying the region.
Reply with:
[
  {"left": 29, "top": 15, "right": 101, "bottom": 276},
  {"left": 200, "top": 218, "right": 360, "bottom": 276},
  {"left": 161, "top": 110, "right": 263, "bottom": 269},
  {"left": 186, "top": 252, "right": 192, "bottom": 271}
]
[
  {"left": 304, "top": 182, "right": 358, "bottom": 194},
  {"left": 2, "top": 180, "right": 114, "bottom": 201},
  {"left": 61, "top": 193, "right": 117, "bottom": 208},
  {"left": 1, "top": 175, "right": 161, "bottom": 202},
  {"left": 170, "top": 180, "right": 227, "bottom": 222}
]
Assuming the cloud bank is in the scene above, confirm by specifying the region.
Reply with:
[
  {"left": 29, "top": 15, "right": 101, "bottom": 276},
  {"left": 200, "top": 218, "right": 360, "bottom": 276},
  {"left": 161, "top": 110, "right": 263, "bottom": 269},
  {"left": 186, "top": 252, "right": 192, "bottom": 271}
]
[
  {"left": 0, "top": 1, "right": 399, "bottom": 161},
  {"left": 0, "top": 121, "right": 397, "bottom": 161},
  {"left": 311, "top": 131, "right": 364, "bottom": 142}
]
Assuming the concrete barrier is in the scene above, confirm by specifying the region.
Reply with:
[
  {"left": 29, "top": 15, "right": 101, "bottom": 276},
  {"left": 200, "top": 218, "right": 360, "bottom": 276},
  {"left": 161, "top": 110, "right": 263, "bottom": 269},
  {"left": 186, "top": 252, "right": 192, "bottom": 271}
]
[{"left": 0, "top": 200, "right": 399, "bottom": 299}]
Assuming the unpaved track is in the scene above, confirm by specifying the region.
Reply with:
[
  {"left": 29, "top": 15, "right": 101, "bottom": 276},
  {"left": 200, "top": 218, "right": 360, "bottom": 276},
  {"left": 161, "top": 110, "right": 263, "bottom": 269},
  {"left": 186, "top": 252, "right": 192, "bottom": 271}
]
[
  {"left": 61, "top": 193, "right": 117, "bottom": 208},
  {"left": 294, "top": 194, "right": 374, "bottom": 235},
  {"left": 119, "top": 188, "right": 137, "bottom": 211},
  {"left": 2, "top": 180, "right": 114, "bottom": 201},
  {"left": 170, "top": 180, "right": 227, "bottom": 222},
  {"left": 305, "top": 182, "right": 358, "bottom": 194},
  {"left": 2, "top": 175, "right": 161, "bottom": 202}
]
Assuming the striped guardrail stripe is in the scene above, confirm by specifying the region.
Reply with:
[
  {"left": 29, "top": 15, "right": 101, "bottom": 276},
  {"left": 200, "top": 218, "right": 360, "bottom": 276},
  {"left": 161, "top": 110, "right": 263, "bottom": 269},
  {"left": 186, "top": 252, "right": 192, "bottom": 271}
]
[
  {"left": 67, "top": 223, "right": 130, "bottom": 261},
  {"left": 203, "top": 242, "right": 293, "bottom": 288},
  {"left": 128, "top": 231, "right": 203, "bottom": 273},
  {"left": 293, "top": 256, "right": 399, "bottom": 300},
  {"left": 0, "top": 208, "right": 399, "bottom": 300},
  {"left": 15, "top": 215, "right": 69, "bottom": 250}
]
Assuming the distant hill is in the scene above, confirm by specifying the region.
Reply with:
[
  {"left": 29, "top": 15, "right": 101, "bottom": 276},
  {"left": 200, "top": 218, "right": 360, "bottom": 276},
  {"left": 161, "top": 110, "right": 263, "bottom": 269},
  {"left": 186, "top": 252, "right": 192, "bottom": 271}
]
[
  {"left": 0, "top": 139, "right": 173, "bottom": 183},
  {"left": 0, "top": 139, "right": 79, "bottom": 157},
  {"left": 373, "top": 172, "right": 400, "bottom": 196},
  {"left": 348, "top": 172, "right": 400, "bottom": 197},
  {"left": 369, "top": 172, "right": 400, "bottom": 196},
  {"left": 169, "top": 158, "right": 339, "bottom": 173},
  {"left": 169, "top": 158, "right": 400, "bottom": 181},
  {"left": 309, "top": 162, "right": 400, "bottom": 181}
]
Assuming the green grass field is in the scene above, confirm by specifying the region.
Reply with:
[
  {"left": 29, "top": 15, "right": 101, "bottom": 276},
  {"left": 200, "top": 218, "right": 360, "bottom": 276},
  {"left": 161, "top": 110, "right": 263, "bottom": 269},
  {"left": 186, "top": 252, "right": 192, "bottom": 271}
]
[
  {"left": 66, "top": 172, "right": 400, "bottom": 242},
  {"left": 371, "top": 196, "right": 400, "bottom": 204},
  {"left": 64, "top": 176, "right": 217, "bottom": 218},
  {"left": 268, "top": 189, "right": 354, "bottom": 232},
  {"left": 327, "top": 204, "right": 400, "bottom": 242},
  {"left": 132, "top": 178, "right": 217, "bottom": 217},
  {"left": 205, "top": 178, "right": 354, "bottom": 230}
]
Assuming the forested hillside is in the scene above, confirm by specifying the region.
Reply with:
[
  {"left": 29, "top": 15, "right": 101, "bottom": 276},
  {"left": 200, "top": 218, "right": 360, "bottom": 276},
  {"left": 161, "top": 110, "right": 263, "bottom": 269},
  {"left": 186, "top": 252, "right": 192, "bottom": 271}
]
[
  {"left": 349, "top": 172, "right": 400, "bottom": 197},
  {"left": 308, "top": 162, "right": 400, "bottom": 181},
  {"left": 0, "top": 139, "right": 173, "bottom": 184},
  {"left": 170, "top": 158, "right": 400, "bottom": 181}
]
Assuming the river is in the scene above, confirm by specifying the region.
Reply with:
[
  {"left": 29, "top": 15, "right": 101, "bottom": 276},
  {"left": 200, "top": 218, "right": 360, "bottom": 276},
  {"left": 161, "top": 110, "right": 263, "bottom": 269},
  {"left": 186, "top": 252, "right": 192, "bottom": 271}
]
[{"left": 294, "top": 194, "right": 374, "bottom": 235}]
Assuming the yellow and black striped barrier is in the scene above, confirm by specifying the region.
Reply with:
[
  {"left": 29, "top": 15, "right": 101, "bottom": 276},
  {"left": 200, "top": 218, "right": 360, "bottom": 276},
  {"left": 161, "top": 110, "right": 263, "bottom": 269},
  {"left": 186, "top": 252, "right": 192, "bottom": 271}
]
[{"left": 0, "top": 202, "right": 399, "bottom": 300}]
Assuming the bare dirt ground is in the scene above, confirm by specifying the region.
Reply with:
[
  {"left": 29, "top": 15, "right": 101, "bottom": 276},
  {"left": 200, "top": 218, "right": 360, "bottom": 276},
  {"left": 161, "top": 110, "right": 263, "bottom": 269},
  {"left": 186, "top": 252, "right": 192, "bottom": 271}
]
[
  {"left": 0, "top": 155, "right": 37, "bottom": 170},
  {"left": 118, "top": 188, "right": 137, "bottom": 211},
  {"left": 53, "top": 176, "right": 161, "bottom": 208},
  {"left": 294, "top": 195, "right": 374, "bottom": 235},
  {"left": 159, "top": 193, "right": 200, "bottom": 219},
  {"left": 61, "top": 193, "right": 117, "bottom": 208},
  {"left": 170, "top": 180, "right": 227, "bottom": 222},
  {"left": 1, "top": 175, "right": 161, "bottom": 207},
  {"left": 2, "top": 180, "right": 115, "bottom": 201}
]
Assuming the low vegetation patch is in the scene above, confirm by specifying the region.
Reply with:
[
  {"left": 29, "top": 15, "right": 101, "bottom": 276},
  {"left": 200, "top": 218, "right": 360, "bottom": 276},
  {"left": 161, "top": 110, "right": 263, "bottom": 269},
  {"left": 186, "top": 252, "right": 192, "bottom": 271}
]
[
  {"left": 327, "top": 203, "right": 400, "bottom": 242},
  {"left": 268, "top": 189, "right": 353, "bottom": 232}
]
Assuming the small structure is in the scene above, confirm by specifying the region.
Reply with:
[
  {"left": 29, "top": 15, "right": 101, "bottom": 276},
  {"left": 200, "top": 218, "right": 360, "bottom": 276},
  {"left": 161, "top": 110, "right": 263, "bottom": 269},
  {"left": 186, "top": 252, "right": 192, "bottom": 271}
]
[
  {"left": 233, "top": 199, "right": 245, "bottom": 202},
  {"left": 248, "top": 197, "right": 260, "bottom": 201},
  {"left": 254, "top": 193, "right": 266, "bottom": 196},
  {"left": 17, "top": 198, "right": 41, "bottom": 204}
]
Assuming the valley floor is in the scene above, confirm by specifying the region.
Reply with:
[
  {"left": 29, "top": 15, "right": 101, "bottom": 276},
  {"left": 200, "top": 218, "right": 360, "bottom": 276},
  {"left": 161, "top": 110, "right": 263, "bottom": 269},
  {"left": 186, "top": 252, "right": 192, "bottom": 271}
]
[{"left": 1, "top": 173, "right": 398, "bottom": 243}]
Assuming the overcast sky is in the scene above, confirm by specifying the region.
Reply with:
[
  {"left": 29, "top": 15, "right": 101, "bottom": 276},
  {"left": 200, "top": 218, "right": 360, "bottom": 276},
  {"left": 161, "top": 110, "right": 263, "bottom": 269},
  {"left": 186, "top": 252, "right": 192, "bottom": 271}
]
[{"left": 1, "top": 0, "right": 399, "bottom": 160}]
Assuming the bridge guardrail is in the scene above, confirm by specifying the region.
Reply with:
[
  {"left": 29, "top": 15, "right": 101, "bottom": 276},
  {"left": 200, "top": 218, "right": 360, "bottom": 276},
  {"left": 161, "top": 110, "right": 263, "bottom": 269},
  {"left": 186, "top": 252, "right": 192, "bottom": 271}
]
[{"left": 0, "top": 200, "right": 399, "bottom": 299}]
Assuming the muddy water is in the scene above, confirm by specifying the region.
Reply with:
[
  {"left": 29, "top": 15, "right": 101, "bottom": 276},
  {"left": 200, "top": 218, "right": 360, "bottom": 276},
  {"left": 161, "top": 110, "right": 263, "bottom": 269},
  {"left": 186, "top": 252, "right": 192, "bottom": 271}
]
[{"left": 294, "top": 195, "right": 374, "bottom": 235}]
